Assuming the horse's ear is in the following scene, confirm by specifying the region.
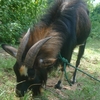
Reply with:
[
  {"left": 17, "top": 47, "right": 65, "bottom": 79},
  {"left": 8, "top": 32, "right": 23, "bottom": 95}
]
[
  {"left": 1, "top": 44, "right": 17, "bottom": 58},
  {"left": 39, "top": 58, "right": 56, "bottom": 67}
]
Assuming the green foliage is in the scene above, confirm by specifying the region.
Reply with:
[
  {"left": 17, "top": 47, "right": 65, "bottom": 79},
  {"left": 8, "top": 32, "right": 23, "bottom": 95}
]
[
  {"left": 90, "top": 3, "right": 100, "bottom": 39},
  {"left": 86, "top": 0, "right": 100, "bottom": 39},
  {"left": 0, "top": 0, "right": 100, "bottom": 44},
  {"left": 86, "top": 0, "right": 94, "bottom": 12},
  {"left": 0, "top": 0, "right": 48, "bottom": 44}
]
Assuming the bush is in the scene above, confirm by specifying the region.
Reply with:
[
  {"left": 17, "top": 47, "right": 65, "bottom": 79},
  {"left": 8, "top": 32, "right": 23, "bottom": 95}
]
[
  {"left": 0, "top": 0, "right": 48, "bottom": 44},
  {"left": 90, "top": 3, "right": 100, "bottom": 39},
  {"left": 0, "top": 0, "right": 100, "bottom": 44}
]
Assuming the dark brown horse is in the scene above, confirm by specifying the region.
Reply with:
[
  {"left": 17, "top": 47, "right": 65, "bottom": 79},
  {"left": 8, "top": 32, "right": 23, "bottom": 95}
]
[{"left": 2, "top": 0, "right": 91, "bottom": 97}]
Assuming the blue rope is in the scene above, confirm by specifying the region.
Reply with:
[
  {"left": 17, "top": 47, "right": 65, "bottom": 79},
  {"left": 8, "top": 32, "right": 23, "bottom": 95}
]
[{"left": 58, "top": 54, "right": 100, "bottom": 85}]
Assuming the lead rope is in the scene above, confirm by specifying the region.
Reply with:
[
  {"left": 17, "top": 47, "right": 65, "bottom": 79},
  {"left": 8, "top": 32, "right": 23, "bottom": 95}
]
[
  {"left": 59, "top": 53, "right": 100, "bottom": 85},
  {"left": 59, "top": 54, "right": 72, "bottom": 86}
]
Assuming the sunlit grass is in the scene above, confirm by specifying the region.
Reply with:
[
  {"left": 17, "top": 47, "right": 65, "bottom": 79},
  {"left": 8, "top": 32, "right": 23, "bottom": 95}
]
[{"left": 0, "top": 39, "right": 100, "bottom": 100}]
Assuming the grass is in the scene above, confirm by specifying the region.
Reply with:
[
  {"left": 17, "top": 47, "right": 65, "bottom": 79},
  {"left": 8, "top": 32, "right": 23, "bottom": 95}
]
[{"left": 0, "top": 39, "right": 100, "bottom": 100}]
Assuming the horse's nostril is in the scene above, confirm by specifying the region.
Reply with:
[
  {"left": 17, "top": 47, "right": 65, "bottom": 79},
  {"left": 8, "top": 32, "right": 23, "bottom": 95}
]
[{"left": 16, "top": 89, "right": 23, "bottom": 97}]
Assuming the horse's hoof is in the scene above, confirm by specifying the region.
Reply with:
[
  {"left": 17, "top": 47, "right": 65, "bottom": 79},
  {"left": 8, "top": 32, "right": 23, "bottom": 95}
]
[
  {"left": 71, "top": 79, "right": 76, "bottom": 84},
  {"left": 54, "top": 84, "right": 62, "bottom": 89}
]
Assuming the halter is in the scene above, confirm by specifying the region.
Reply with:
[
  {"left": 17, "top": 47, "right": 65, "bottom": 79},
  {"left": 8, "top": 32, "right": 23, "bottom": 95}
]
[{"left": 16, "top": 70, "right": 41, "bottom": 89}]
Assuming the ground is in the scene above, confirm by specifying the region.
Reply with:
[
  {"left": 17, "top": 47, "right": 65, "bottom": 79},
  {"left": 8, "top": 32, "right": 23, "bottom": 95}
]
[{"left": 0, "top": 39, "right": 100, "bottom": 100}]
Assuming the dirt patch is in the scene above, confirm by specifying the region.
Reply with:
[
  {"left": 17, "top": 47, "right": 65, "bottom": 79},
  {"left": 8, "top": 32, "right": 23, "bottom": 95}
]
[{"left": 45, "top": 77, "right": 83, "bottom": 100}]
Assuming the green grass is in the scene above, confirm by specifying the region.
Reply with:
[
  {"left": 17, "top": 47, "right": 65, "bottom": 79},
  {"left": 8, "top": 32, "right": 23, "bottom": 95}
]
[{"left": 0, "top": 39, "right": 100, "bottom": 100}]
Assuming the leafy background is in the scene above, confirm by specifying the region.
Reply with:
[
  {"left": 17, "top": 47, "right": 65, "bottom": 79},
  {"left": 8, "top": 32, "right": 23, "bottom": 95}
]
[
  {"left": 0, "top": 0, "right": 49, "bottom": 44},
  {"left": 0, "top": 0, "right": 100, "bottom": 44}
]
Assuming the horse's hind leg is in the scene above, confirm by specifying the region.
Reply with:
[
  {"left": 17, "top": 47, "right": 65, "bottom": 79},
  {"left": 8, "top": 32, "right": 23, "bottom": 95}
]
[{"left": 72, "top": 41, "right": 86, "bottom": 84}]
